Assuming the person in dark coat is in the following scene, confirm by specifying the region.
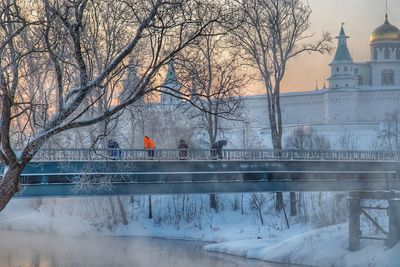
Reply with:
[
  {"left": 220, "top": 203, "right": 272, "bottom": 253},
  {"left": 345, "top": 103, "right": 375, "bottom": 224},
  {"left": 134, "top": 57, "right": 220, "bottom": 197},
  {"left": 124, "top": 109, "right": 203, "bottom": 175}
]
[
  {"left": 178, "top": 139, "right": 188, "bottom": 159},
  {"left": 211, "top": 140, "right": 227, "bottom": 159},
  {"left": 108, "top": 139, "right": 121, "bottom": 160}
]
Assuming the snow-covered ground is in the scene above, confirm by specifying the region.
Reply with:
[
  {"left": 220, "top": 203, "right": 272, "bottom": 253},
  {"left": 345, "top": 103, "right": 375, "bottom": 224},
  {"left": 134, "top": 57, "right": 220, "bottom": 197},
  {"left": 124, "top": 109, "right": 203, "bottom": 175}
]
[
  {"left": 0, "top": 195, "right": 399, "bottom": 267},
  {"left": 205, "top": 224, "right": 400, "bottom": 267}
]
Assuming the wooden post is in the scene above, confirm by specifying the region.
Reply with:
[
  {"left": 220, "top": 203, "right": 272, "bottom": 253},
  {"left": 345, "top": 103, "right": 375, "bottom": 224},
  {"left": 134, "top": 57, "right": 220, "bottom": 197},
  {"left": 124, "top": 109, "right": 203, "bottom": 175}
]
[
  {"left": 348, "top": 193, "right": 361, "bottom": 251},
  {"left": 388, "top": 198, "right": 400, "bottom": 248}
]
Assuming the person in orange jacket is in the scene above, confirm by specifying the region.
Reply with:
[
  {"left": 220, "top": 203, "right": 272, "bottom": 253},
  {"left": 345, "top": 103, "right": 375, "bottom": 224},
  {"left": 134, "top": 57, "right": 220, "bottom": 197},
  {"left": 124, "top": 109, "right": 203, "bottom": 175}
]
[{"left": 144, "top": 136, "right": 156, "bottom": 159}]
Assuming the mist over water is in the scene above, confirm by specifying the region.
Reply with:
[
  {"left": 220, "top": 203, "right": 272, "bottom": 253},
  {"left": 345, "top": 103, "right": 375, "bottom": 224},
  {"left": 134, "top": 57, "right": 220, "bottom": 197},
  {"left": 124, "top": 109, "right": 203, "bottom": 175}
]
[{"left": 0, "top": 230, "right": 300, "bottom": 267}]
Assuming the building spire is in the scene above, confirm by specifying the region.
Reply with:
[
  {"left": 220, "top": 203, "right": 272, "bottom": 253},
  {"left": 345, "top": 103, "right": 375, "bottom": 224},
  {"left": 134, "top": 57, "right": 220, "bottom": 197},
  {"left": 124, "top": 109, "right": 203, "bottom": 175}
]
[
  {"left": 386, "top": 0, "right": 388, "bottom": 18},
  {"left": 162, "top": 60, "right": 181, "bottom": 105},
  {"left": 333, "top": 23, "right": 352, "bottom": 61},
  {"left": 385, "top": 0, "right": 389, "bottom": 23},
  {"left": 165, "top": 60, "right": 177, "bottom": 84}
]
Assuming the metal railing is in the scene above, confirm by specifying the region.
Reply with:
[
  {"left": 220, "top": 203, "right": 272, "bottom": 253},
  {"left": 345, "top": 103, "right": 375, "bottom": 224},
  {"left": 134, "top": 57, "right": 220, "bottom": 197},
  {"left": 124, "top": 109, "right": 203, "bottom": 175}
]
[{"left": 31, "top": 148, "right": 400, "bottom": 161}]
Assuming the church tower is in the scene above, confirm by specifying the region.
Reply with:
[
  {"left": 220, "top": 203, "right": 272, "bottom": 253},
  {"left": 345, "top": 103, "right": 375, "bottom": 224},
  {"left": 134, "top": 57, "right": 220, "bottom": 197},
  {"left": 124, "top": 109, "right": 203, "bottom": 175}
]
[
  {"left": 328, "top": 24, "right": 357, "bottom": 89},
  {"left": 369, "top": 13, "right": 400, "bottom": 87},
  {"left": 161, "top": 61, "right": 181, "bottom": 105}
]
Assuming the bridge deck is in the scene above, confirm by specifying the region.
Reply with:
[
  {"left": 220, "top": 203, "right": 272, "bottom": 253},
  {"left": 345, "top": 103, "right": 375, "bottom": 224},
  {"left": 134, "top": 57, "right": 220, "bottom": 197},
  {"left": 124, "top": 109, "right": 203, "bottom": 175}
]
[{"left": 5, "top": 157, "right": 398, "bottom": 197}]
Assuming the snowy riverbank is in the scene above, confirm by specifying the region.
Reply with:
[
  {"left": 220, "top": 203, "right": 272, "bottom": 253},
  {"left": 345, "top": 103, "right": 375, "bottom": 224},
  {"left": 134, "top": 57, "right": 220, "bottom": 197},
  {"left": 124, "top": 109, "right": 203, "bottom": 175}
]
[{"left": 0, "top": 196, "right": 399, "bottom": 267}]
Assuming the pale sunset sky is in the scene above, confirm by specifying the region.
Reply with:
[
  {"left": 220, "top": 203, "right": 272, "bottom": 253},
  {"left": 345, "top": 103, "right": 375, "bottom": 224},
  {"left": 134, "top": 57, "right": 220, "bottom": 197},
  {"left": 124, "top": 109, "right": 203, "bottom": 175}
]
[{"left": 251, "top": 0, "right": 400, "bottom": 94}]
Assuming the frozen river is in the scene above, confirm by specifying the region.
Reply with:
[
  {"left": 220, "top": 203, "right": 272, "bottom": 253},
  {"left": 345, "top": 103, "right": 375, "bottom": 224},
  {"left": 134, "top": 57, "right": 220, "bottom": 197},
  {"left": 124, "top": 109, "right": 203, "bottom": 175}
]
[{"left": 0, "top": 230, "right": 304, "bottom": 267}]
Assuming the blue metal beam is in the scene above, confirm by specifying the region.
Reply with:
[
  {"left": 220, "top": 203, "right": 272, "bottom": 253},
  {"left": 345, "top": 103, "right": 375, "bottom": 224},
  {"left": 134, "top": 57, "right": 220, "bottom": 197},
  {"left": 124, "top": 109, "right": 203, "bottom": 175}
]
[
  {"left": 15, "top": 179, "right": 400, "bottom": 197},
  {"left": 5, "top": 159, "right": 399, "bottom": 197}
]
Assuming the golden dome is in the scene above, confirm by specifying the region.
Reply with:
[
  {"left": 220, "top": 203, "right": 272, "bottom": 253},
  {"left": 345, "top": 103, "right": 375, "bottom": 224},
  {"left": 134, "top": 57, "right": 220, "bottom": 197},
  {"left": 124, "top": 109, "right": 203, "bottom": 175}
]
[{"left": 370, "top": 15, "right": 400, "bottom": 43}]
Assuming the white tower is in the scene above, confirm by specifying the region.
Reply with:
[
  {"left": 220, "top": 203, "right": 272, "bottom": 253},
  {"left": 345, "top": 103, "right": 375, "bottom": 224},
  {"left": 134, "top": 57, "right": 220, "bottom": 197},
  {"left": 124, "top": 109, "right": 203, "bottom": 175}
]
[{"left": 328, "top": 24, "right": 357, "bottom": 89}]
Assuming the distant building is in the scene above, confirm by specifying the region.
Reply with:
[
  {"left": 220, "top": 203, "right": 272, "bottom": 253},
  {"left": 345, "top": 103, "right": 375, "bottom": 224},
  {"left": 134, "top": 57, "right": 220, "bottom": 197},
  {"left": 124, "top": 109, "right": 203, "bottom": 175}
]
[
  {"left": 116, "top": 15, "right": 400, "bottom": 150},
  {"left": 161, "top": 61, "right": 182, "bottom": 106},
  {"left": 238, "top": 14, "right": 400, "bottom": 148}
]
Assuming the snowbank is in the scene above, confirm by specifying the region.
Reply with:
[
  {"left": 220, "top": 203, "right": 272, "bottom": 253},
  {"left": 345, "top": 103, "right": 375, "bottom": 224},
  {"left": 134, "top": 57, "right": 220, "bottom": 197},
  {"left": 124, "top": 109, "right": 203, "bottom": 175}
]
[
  {"left": 1, "top": 197, "right": 399, "bottom": 267},
  {"left": 205, "top": 224, "right": 400, "bottom": 267}
]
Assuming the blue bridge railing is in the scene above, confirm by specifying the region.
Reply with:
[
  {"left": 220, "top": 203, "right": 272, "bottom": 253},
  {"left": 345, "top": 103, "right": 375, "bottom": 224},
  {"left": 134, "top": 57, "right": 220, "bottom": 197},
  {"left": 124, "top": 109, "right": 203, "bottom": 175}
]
[{"left": 30, "top": 149, "right": 400, "bottom": 161}]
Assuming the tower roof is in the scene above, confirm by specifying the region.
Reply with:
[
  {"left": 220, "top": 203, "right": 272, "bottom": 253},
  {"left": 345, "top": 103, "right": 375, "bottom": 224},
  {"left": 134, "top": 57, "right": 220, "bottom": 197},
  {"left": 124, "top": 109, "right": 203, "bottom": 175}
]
[
  {"left": 164, "top": 61, "right": 178, "bottom": 85},
  {"left": 161, "top": 60, "right": 181, "bottom": 105},
  {"left": 333, "top": 24, "right": 352, "bottom": 61},
  {"left": 370, "top": 14, "right": 400, "bottom": 43}
]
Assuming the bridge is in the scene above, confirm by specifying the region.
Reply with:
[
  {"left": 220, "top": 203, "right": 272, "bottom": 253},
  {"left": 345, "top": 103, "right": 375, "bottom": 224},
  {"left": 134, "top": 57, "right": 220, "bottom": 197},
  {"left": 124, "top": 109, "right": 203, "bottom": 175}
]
[
  {"left": 2, "top": 148, "right": 400, "bottom": 251},
  {"left": 3, "top": 148, "right": 399, "bottom": 197}
]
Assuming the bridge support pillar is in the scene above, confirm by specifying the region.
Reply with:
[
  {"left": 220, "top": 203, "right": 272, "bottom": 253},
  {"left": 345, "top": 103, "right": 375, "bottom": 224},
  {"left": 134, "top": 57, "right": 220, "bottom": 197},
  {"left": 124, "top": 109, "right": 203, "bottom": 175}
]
[
  {"left": 388, "top": 198, "right": 400, "bottom": 248},
  {"left": 348, "top": 192, "right": 361, "bottom": 251}
]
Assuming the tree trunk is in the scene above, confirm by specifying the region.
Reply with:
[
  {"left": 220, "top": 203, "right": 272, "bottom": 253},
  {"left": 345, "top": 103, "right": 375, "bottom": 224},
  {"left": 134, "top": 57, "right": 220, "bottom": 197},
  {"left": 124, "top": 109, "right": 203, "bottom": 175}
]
[
  {"left": 275, "top": 192, "right": 283, "bottom": 211},
  {"left": 107, "top": 197, "right": 117, "bottom": 225},
  {"left": 271, "top": 118, "right": 284, "bottom": 211},
  {"left": 258, "top": 206, "right": 264, "bottom": 225},
  {"left": 282, "top": 205, "right": 290, "bottom": 229},
  {"left": 241, "top": 193, "right": 244, "bottom": 215},
  {"left": 117, "top": 196, "right": 128, "bottom": 225},
  {"left": 210, "top": 193, "right": 217, "bottom": 211},
  {"left": 290, "top": 192, "right": 297, "bottom": 216},
  {"left": 0, "top": 165, "right": 22, "bottom": 213},
  {"left": 148, "top": 195, "right": 152, "bottom": 219}
]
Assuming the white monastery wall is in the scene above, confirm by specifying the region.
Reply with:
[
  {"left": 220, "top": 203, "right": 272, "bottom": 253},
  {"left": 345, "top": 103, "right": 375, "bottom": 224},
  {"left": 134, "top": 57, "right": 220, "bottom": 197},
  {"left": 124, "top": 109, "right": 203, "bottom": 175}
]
[
  {"left": 240, "top": 86, "right": 400, "bottom": 149},
  {"left": 354, "top": 63, "right": 370, "bottom": 86}
]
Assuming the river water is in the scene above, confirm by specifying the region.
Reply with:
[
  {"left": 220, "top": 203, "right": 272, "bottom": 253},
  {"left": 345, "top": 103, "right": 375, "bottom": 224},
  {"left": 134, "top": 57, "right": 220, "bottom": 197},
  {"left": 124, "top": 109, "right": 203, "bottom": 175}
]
[{"left": 0, "top": 230, "right": 303, "bottom": 267}]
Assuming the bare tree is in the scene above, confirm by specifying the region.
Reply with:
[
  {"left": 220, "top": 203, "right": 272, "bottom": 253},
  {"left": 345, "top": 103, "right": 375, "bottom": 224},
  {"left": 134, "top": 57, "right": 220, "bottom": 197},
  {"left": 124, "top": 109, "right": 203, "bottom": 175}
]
[
  {"left": 285, "top": 126, "right": 330, "bottom": 216},
  {"left": 175, "top": 29, "right": 248, "bottom": 146},
  {"left": 175, "top": 26, "right": 249, "bottom": 210},
  {"left": 0, "top": 0, "right": 227, "bottom": 212},
  {"left": 373, "top": 111, "right": 400, "bottom": 151},
  {"left": 285, "top": 127, "right": 331, "bottom": 151},
  {"left": 233, "top": 0, "right": 332, "bottom": 210},
  {"left": 337, "top": 130, "right": 360, "bottom": 150},
  {"left": 250, "top": 193, "right": 270, "bottom": 225}
]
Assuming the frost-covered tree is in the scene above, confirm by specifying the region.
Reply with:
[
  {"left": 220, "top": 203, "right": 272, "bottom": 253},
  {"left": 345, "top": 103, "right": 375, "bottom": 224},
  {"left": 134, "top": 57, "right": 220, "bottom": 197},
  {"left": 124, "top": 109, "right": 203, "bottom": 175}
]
[
  {"left": 373, "top": 110, "right": 400, "bottom": 151},
  {"left": 285, "top": 126, "right": 330, "bottom": 216},
  {"left": 175, "top": 26, "right": 249, "bottom": 210},
  {"left": 285, "top": 127, "right": 331, "bottom": 151},
  {"left": 0, "top": 0, "right": 228, "bottom": 212},
  {"left": 175, "top": 28, "right": 248, "bottom": 146},
  {"left": 337, "top": 131, "right": 360, "bottom": 151},
  {"left": 232, "top": 0, "right": 332, "bottom": 210}
]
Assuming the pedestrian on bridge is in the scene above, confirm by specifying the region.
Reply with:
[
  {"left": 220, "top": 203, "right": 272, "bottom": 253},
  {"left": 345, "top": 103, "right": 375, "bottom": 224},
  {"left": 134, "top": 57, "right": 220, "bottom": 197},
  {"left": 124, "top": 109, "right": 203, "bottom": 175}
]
[
  {"left": 211, "top": 140, "right": 227, "bottom": 159},
  {"left": 178, "top": 139, "right": 188, "bottom": 160},
  {"left": 144, "top": 136, "right": 156, "bottom": 159},
  {"left": 108, "top": 139, "right": 121, "bottom": 160}
]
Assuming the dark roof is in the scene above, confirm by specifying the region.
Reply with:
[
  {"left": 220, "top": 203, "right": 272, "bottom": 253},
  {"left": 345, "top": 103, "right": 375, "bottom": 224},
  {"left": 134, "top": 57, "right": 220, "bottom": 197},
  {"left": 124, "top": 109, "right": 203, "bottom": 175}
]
[{"left": 333, "top": 26, "right": 352, "bottom": 61}]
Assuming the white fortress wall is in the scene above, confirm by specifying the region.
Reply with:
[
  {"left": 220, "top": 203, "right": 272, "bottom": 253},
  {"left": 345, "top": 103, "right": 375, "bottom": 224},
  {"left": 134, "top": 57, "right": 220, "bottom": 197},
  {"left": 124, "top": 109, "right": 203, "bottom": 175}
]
[
  {"left": 355, "top": 63, "right": 371, "bottom": 86},
  {"left": 239, "top": 86, "right": 400, "bottom": 149}
]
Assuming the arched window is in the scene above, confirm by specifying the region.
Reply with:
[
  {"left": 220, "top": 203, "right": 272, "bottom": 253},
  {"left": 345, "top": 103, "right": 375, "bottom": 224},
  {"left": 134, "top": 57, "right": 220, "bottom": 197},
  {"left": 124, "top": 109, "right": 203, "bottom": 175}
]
[
  {"left": 374, "top": 48, "right": 378, "bottom": 60},
  {"left": 397, "top": 48, "right": 400, "bottom": 60},
  {"left": 344, "top": 66, "right": 348, "bottom": 72},
  {"left": 336, "top": 66, "right": 339, "bottom": 72},
  {"left": 382, "top": 69, "right": 395, "bottom": 85},
  {"left": 384, "top": 47, "right": 390, "bottom": 60}
]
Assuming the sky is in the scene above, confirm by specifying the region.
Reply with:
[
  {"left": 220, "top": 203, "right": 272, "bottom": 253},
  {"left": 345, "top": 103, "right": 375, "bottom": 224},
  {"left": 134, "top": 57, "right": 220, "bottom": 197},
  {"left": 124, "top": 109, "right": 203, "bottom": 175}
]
[{"left": 252, "top": 0, "right": 400, "bottom": 93}]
